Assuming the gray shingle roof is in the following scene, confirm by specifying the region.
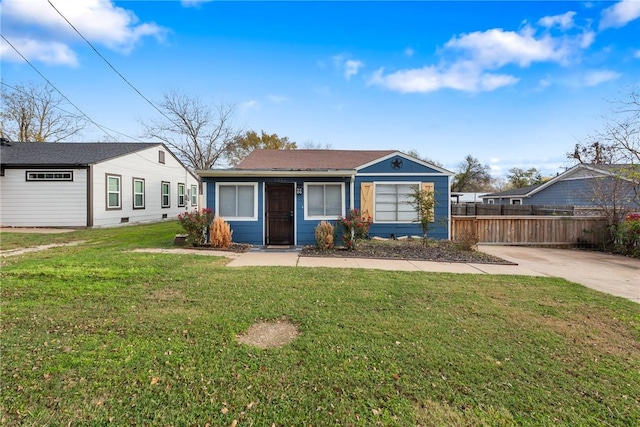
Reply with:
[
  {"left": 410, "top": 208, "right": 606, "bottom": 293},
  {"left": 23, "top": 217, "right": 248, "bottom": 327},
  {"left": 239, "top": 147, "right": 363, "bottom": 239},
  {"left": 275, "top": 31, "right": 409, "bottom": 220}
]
[
  {"left": 483, "top": 183, "right": 543, "bottom": 198},
  {"left": 0, "top": 142, "right": 162, "bottom": 166}
]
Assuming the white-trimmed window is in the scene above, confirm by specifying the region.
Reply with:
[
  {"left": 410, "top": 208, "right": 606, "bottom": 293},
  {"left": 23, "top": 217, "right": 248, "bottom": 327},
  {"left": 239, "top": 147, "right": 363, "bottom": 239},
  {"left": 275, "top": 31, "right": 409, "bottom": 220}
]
[
  {"left": 106, "top": 174, "right": 121, "bottom": 210},
  {"left": 133, "top": 178, "right": 145, "bottom": 209},
  {"left": 161, "top": 181, "right": 170, "bottom": 208},
  {"left": 374, "top": 182, "right": 418, "bottom": 223},
  {"left": 216, "top": 183, "right": 257, "bottom": 220},
  {"left": 191, "top": 185, "right": 198, "bottom": 206},
  {"left": 511, "top": 199, "right": 522, "bottom": 205},
  {"left": 486, "top": 199, "right": 495, "bottom": 205},
  {"left": 304, "top": 183, "right": 344, "bottom": 220},
  {"left": 178, "top": 183, "right": 186, "bottom": 207},
  {"left": 26, "top": 171, "right": 73, "bottom": 181}
]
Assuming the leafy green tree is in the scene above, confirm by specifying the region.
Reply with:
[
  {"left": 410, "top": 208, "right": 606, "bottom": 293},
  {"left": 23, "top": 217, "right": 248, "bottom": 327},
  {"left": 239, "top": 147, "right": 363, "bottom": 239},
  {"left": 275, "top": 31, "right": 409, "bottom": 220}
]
[
  {"left": 226, "top": 130, "right": 297, "bottom": 166},
  {"left": 506, "top": 167, "right": 544, "bottom": 188},
  {"left": 407, "top": 184, "right": 436, "bottom": 245},
  {"left": 451, "top": 155, "right": 492, "bottom": 192}
]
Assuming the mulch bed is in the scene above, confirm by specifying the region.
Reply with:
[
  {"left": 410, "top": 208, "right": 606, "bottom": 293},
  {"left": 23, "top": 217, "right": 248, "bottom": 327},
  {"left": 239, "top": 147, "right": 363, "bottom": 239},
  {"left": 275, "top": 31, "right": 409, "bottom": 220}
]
[
  {"left": 188, "top": 243, "right": 252, "bottom": 253},
  {"left": 301, "top": 239, "right": 515, "bottom": 265}
]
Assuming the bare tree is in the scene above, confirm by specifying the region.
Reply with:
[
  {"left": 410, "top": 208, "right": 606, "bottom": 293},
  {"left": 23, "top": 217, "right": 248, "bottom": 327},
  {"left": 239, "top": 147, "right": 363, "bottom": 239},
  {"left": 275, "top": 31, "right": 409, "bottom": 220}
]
[
  {"left": 406, "top": 149, "right": 443, "bottom": 167},
  {"left": 0, "top": 82, "right": 86, "bottom": 142},
  {"left": 141, "top": 90, "right": 241, "bottom": 170},
  {"left": 570, "top": 88, "right": 639, "bottom": 166},
  {"left": 568, "top": 87, "right": 640, "bottom": 248}
]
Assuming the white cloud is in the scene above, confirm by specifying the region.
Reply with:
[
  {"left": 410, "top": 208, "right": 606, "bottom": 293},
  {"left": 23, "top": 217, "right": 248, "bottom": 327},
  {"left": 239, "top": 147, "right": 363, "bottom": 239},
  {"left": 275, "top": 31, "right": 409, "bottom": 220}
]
[
  {"left": 181, "top": 0, "right": 214, "bottom": 8},
  {"left": 239, "top": 100, "right": 260, "bottom": 113},
  {"left": 581, "top": 70, "right": 621, "bottom": 86},
  {"left": 370, "top": 20, "right": 597, "bottom": 94},
  {"left": 344, "top": 59, "right": 364, "bottom": 79},
  {"left": 267, "top": 94, "right": 289, "bottom": 104},
  {"left": 538, "top": 11, "right": 576, "bottom": 29},
  {"left": 445, "top": 26, "right": 574, "bottom": 68},
  {"left": 1, "top": 0, "right": 166, "bottom": 65},
  {"left": 404, "top": 47, "right": 415, "bottom": 57},
  {"left": 332, "top": 55, "right": 364, "bottom": 80},
  {"left": 600, "top": 0, "right": 640, "bottom": 29},
  {"left": 0, "top": 37, "right": 78, "bottom": 66},
  {"left": 369, "top": 62, "right": 519, "bottom": 94}
]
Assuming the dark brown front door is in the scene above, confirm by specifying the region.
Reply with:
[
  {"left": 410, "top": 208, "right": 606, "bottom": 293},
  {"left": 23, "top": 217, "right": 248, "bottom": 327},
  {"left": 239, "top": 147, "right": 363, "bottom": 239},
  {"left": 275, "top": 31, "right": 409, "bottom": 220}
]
[{"left": 266, "top": 183, "right": 294, "bottom": 245}]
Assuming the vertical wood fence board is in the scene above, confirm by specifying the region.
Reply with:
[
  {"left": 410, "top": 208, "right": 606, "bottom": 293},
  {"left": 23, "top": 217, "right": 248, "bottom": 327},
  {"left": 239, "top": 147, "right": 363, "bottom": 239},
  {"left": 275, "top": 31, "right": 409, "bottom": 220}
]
[{"left": 452, "top": 216, "right": 608, "bottom": 246}]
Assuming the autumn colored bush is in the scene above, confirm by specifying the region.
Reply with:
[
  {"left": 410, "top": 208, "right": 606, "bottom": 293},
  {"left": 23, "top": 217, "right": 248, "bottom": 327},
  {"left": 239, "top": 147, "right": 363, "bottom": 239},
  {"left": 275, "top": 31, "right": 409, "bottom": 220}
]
[
  {"left": 454, "top": 229, "right": 479, "bottom": 251},
  {"left": 209, "top": 216, "right": 233, "bottom": 248},
  {"left": 616, "top": 212, "right": 640, "bottom": 257},
  {"left": 338, "top": 209, "right": 371, "bottom": 250},
  {"left": 314, "top": 221, "right": 335, "bottom": 250},
  {"left": 177, "top": 208, "right": 214, "bottom": 246}
]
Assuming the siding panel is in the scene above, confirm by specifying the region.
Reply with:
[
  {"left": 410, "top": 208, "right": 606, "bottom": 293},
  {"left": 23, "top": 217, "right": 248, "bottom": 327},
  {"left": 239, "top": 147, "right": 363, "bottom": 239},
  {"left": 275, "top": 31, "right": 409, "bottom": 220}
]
[{"left": 0, "top": 168, "right": 87, "bottom": 227}]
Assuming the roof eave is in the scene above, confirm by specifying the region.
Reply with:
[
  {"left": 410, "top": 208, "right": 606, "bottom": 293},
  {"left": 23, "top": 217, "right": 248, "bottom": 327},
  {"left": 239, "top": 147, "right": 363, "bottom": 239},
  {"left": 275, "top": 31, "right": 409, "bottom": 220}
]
[{"left": 196, "top": 169, "right": 357, "bottom": 178}]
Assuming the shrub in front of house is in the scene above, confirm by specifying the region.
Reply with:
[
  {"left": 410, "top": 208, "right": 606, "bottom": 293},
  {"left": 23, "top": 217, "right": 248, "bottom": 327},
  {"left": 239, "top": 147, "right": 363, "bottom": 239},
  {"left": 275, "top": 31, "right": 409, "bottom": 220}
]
[
  {"left": 454, "top": 229, "right": 479, "bottom": 251},
  {"left": 617, "top": 212, "right": 640, "bottom": 257},
  {"left": 338, "top": 209, "right": 371, "bottom": 250},
  {"left": 315, "top": 221, "right": 335, "bottom": 250},
  {"left": 210, "top": 216, "right": 233, "bottom": 248},
  {"left": 178, "top": 208, "right": 214, "bottom": 246}
]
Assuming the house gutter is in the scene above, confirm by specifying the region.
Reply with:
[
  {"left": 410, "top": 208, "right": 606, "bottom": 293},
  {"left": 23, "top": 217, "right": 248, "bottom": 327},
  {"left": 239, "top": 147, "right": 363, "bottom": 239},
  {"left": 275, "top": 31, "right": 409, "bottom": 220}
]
[{"left": 196, "top": 169, "right": 357, "bottom": 178}]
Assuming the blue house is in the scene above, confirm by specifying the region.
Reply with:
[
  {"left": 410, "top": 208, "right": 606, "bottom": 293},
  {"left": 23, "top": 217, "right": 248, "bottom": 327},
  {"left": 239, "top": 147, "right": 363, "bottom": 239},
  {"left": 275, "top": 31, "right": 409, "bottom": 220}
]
[
  {"left": 482, "top": 163, "right": 639, "bottom": 209},
  {"left": 197, "top": 149, "right": 453, "bottom": 246}
]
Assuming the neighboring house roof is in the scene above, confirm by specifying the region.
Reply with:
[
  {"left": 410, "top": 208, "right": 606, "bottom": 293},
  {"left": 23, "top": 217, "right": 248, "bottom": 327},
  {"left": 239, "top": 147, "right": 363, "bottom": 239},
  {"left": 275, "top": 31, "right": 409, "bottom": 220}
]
[
  {"left": 483, "top": 184, "right": 543, "bottom": 198},
  {"left": 236, "top": 149, "right": 397, "bottom": 170},
  {"left": 483, "top": 163, "right": 639, "bottom": 200},
  {"left": 0, "top": 142, "right": 162, "bottom": 166}
]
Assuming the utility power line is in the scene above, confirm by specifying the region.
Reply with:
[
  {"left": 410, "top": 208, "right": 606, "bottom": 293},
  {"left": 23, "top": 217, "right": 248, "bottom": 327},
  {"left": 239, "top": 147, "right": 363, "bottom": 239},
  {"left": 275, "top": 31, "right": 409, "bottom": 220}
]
[
  {"left": 47, "top": 0, "right": 177, "bottom": 126},
  {"left": 0, "top": 33, "right": 120, "bottom": 142}
]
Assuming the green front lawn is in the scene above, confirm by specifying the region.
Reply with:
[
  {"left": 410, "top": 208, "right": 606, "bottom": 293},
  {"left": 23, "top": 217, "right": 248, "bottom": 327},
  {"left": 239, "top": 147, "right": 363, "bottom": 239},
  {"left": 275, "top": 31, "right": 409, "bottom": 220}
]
[{"left": 1, "top": 222, "right": 639, "bottom": 426}]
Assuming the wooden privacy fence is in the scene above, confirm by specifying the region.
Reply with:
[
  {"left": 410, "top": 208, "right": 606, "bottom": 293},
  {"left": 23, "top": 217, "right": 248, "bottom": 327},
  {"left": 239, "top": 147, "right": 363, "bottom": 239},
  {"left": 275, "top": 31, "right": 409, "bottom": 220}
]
[
  {"left": 451, "top": 216, "right": 608, "bottom": 247},
  {"left": 451, "top": 203, "right": 576, "bottom": 216}
]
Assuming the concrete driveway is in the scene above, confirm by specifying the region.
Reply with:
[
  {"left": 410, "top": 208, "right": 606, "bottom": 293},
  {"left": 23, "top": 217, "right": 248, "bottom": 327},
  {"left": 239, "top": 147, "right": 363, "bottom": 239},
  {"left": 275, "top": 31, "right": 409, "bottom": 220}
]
[{"left": 478, "top": 245, "right": 640, "bottom": 304}]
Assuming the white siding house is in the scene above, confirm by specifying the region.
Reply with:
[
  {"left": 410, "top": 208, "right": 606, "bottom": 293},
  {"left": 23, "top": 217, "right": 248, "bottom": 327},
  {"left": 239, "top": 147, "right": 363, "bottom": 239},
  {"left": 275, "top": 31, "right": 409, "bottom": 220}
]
[{"left": 0, "top": 142, "right": 199, "bottom": 228}]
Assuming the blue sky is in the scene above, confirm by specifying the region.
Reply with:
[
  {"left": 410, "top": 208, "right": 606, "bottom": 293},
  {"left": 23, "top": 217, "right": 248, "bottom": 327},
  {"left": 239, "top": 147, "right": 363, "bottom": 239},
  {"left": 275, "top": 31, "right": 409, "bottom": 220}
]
[{"left": 1, "top": 0, "right": 639, "bottom": 178}]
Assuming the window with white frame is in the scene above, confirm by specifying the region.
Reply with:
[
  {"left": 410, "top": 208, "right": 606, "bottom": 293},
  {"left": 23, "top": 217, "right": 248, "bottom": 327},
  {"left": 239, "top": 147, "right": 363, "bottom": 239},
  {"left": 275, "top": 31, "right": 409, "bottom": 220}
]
[
  {"left": 178, "top": 183, "right": 186, "bottom": 207},
  {"left": 374, "top": 182, "right": 418, "bottom": 222},
  {"left": 217, "top": 183, "right": 257, "bottom": 220},
  {"left": 305, "top": 183, "right": 344, "bottom": 219},
  {"left": 106, "top": 174, "right": 121, "bottom": 210},
  {"left": 161, "top": 181, "right": 170, "bottom": 208},
  {"left": 191, "top": 185, "right": 198, "bottom": 206},
  {"left": 511, "top": 199, "right": 522, "bottom": 205},
  {"left": 133, "top": 178, "right": 145, "bottom": 209}
]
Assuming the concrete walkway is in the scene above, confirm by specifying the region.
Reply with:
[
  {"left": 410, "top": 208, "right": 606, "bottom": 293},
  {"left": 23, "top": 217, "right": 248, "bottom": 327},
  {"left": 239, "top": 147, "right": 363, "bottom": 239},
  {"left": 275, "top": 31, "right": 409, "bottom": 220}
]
[
  {"left": 225, "top": 246, "right": 639, "bottom": 303},
  {"left": 227, "top": 250, "right": 544, "bottom": 276},
  {"left": 478, "top": 245, "right": 640, "bottom": 304}
]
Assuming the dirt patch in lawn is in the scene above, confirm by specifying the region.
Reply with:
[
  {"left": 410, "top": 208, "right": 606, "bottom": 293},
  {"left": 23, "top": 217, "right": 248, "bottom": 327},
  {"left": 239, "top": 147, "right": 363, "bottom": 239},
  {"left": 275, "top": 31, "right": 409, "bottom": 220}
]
[{"left": 237, "top": 318, "right": 300, "bottom": 349}]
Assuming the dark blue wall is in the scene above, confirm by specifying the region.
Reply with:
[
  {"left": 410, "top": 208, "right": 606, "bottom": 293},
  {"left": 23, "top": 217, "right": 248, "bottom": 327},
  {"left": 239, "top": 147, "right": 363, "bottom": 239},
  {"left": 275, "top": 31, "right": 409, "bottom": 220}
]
[
  {"left": 201, "top": 153, "right": 452, "bottom": 245},
  {"left": 203, "top": 176, "right": 352, "bottom": 246},
  {"left": 354, "top": 175, "right": 450, "bottom": 240},
  {"left": 488, "top": 177, "right": 639, "bottom": 208}
]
